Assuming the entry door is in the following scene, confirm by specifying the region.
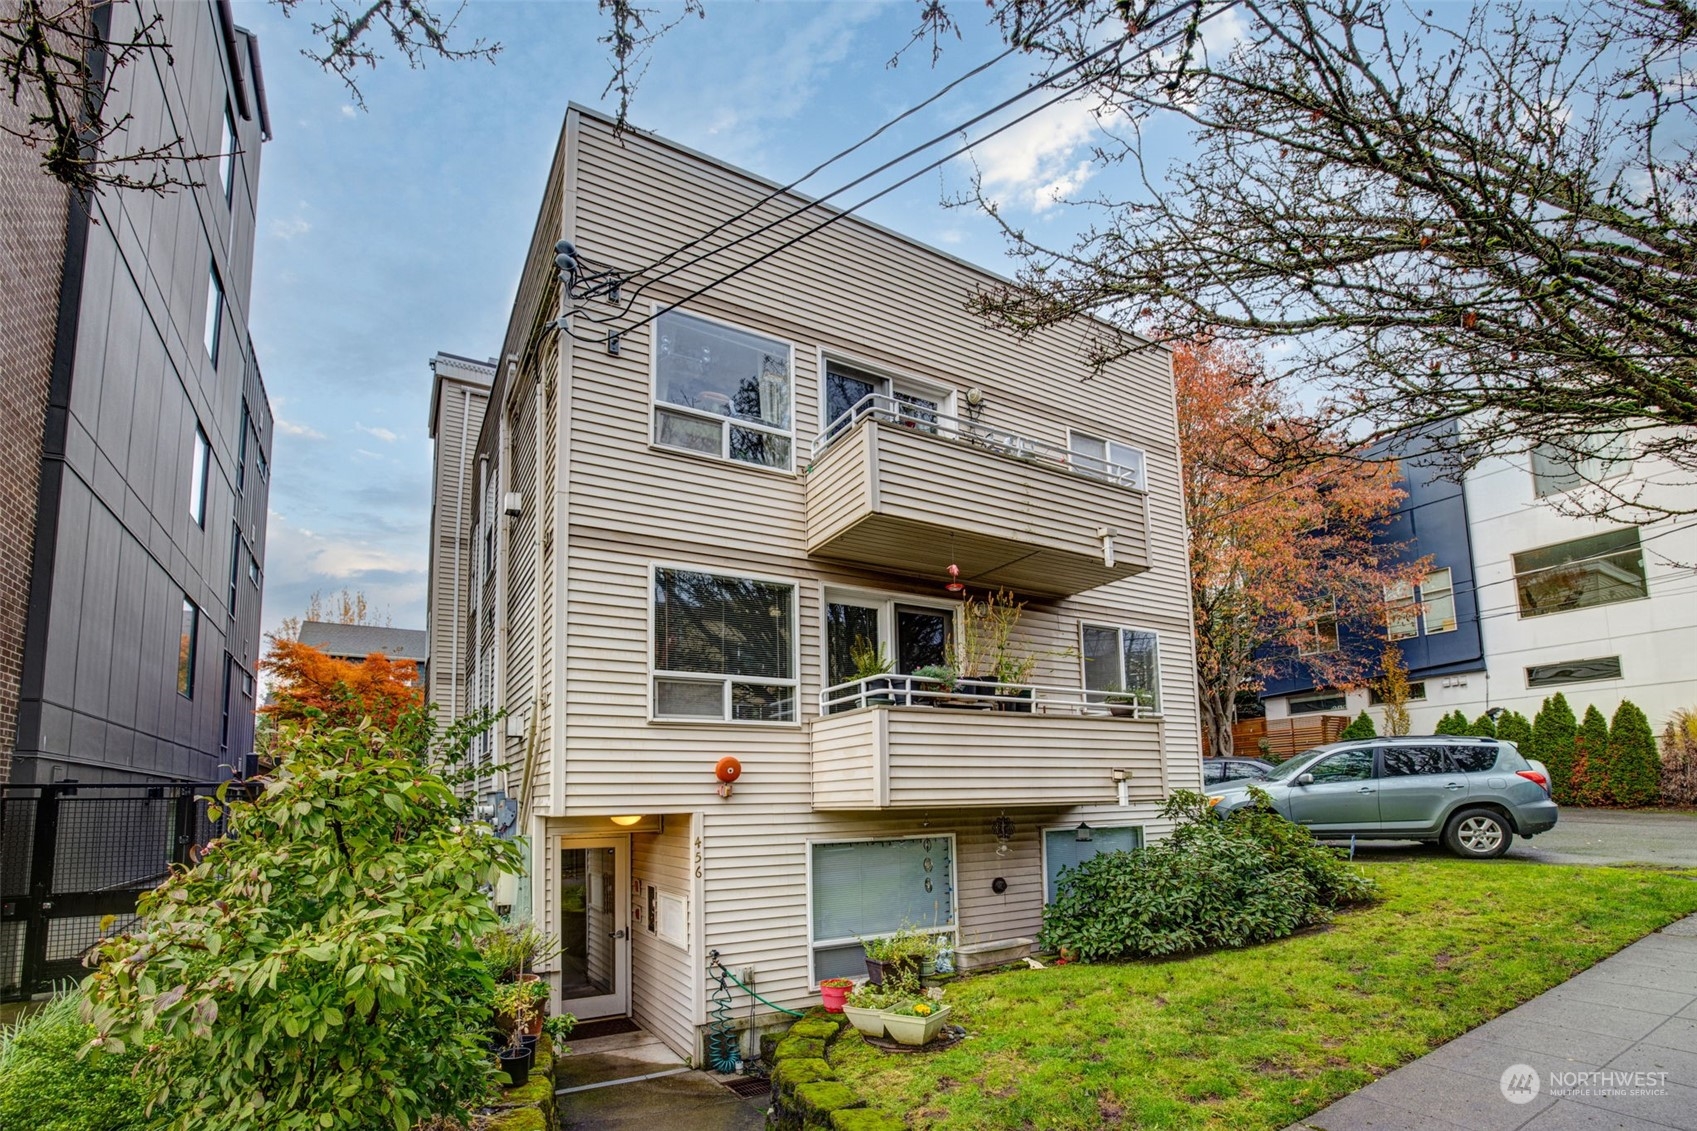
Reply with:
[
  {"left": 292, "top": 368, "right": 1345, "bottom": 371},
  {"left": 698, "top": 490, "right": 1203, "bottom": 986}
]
[{"left": 558, "top": 837, "right": 630, "bottom": 1019}]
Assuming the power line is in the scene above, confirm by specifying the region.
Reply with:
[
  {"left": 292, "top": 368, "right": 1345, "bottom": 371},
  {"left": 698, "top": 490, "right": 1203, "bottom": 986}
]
[{"left": 567, "top": 1, "right": 1208, "bottom": 334}]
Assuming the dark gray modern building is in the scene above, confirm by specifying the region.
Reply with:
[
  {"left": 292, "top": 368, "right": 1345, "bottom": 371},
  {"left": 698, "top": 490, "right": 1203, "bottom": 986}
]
[{"left": 0, "top": 1, "right": 273, "bottom": 785}]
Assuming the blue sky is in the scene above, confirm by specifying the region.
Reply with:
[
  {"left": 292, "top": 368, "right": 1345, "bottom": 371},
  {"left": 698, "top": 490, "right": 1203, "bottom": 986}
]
[{"left": 235, "top": 0, "right": 1180, "bottom": 641}]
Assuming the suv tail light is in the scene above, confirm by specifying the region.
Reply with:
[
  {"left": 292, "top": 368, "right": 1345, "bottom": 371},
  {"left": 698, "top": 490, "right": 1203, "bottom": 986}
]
[{"left": 1516, "top": 770, "right": 1549, "bottom": 793}]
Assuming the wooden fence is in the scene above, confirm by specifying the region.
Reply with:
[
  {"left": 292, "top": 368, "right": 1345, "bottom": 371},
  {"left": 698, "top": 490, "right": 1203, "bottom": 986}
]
[{"left": 1207, "top": 714, "right": 1352, "bottom": 760}]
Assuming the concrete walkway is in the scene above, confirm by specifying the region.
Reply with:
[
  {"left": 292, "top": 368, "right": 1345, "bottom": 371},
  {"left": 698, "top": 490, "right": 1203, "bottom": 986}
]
[
  {"left": 555, "top": 1029, "right": 767, "bottom": 1131},
  {"left": 1294, "top": 913, "right": 1697, "bottom": 1130}
]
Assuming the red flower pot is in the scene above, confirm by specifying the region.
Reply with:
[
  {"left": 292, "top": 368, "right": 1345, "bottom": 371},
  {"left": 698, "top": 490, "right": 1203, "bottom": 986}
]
[{"left": 819, "top": 980, "right": 852, "bottom": 1012}]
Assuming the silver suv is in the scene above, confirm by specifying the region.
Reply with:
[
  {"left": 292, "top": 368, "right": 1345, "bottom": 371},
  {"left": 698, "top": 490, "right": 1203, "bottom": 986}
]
[{"left": 1204, "top": 736, "right": 1557, "bottom": 859}]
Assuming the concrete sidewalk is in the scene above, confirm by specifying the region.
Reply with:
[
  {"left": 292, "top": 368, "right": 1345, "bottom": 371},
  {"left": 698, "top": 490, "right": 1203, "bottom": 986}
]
[
  {"left": 1294, "top": 913, "right": 1697, "bottom": 1130},
  {"left": 556, "top": 1029, "right": 767, "bottom": 1131}
]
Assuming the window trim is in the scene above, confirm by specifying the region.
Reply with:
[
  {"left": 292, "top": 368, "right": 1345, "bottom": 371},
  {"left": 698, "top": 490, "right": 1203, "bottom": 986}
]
[
  {"left": 803, "top": 832, "right": 959, "bottom": 989},
  {"left": 647, "top": 561, "right": 801, "bottom": 727},
  {"left": 816, "top": 348, "right": 956, "bottom": 440},
  {"left": 1078, "top": 622, "right": 1162, "bottom": 712},
  {"left": 1040, "top": 822, "right": 1144, "bottom": 903},
  {"left": 1067, "top": 429, "right": 1148, "bottom": 492},
  {"left": 649, "top": 305, "right": 798, "bottom": 474}
]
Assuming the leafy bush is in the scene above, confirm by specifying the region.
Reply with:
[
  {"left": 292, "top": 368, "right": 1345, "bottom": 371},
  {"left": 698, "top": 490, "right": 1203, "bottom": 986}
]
[
  {"left": 1661, "top": 710, "right": 1697, "bottom": 807},
  {"left": 1340, "top": 711, "right": 1377, "bottom": 740},
  {"left": 0, "top": 991, "right": 154, "bottom": 1131},
  {"left": 1533, "top": 694, "right": 1578, "bottom": 802},
  {"left": 1570, "top": 705, "right": 1612, "bottom": 806},
  {"left": 1495, "top": 710, "right": 1533, "bottom": 752},
  {"left": 1038, "top": 791, "right": 1377, "bottom": 962},
  {"left": 84, "top": 712, "right": 524, "bottom": 1131},
  {"left": 1434, "top": 709, "right": 1471, "bottom": 736},
  {"left": 1607, "top": 700, "right": 1662, "bottom": 808}
]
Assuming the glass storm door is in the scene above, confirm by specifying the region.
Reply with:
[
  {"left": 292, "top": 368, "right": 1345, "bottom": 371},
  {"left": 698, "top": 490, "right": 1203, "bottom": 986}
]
[{"left": 558, "top": 837, "right": 630, "bottom": 1019}]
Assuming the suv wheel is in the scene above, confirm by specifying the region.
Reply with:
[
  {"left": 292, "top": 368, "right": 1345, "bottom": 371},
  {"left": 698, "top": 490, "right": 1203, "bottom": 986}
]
[{"left": 1443, "top": 808, "right": 1511, "bottom": 859}]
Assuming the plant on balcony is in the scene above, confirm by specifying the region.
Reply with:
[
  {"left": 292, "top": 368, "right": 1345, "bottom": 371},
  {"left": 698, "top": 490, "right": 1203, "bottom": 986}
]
[
  {"left": 911, "top": 663, "right": 959, "bottom": 703},
  {"left": 848, "top": 635, "right": 895, "bottom": 705},
  {"left": 952, "top": 588, "right": 1074, "bottom": 713},
  {"left": 1100, "top": 685, "right": 1155, "bottom": 718}
]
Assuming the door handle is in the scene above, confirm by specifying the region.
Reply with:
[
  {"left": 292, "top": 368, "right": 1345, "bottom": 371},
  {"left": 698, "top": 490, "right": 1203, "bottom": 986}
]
[
  {"left": 1356, "top": 786, "right": 1373, "bottom": 793},
  {"left": 609, "top": 929, "right": 627, "bottom": 940},
  {"left": 1444, "top": 782, "right": 1464, "bottom": 791}
]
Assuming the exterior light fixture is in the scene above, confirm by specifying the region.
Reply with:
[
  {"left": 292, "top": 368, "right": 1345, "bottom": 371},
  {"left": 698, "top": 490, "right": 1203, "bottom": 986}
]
[
  {"left": 610, "top": 815, "right": 643, "bottom": 827},
  {"left": 964, "top": 387, "right": 986, "bottom": 421},
  {"left": 991, "top": 814, "right": 1014, "bottom": 857},
  {"left": 1486, "top": 706, "right": 1506, "bottom": 721},
  {"left": 1075, "top": 821, "right": 1094, "bottom": 843}
]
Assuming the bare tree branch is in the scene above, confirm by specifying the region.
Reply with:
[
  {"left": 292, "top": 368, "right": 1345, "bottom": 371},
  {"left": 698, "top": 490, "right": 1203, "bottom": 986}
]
[{"left": 274, "top": 0, "right": 500, "bottom": 110}]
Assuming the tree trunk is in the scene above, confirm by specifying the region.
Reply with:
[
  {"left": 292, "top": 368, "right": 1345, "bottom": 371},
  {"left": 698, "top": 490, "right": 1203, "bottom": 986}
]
[{"left": 1200, "top": 686, "right": 1235, "bottom": 759}]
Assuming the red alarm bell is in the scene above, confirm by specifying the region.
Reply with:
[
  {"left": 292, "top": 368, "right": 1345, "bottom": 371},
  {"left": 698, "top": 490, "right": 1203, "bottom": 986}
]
[{"left": 715, "top": 756, "right": 741, "bottom": 783}]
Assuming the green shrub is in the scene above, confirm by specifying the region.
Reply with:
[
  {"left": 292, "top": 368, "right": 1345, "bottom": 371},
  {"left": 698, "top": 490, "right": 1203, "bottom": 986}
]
[
  {"left": 1570, "top": 705, "right": 1612, "bottom": 806},
  {"left": 1339, "top": 711, "right": 1377, "bottom": 740},
  {"left": 1661, "top": 709, "right": 1697, "bottom": 808},
  {"left": 1533, "top": 694, "right": 1579, "bottom": 803},
  {"left": 1607, "top": 700, "right": 1662, "bottom": 808},
  {"left": 84, "top": 711, "right": 524, "bottom": 1131},
  {"left": 1434, "top": 709, "right": 1471, "bottom": 736},
  {"left": 1495, "top": 710, "right": 1533, "bottom": 752},
  {"left": 1038, "top": 791, "right": 1377, "bottom": 962},
  {"left": 1468, "top": 714, "right": 1497, "bottom": 738},
  {"left": 0, "top": 991, "right": 153, "bottom": 1131}
]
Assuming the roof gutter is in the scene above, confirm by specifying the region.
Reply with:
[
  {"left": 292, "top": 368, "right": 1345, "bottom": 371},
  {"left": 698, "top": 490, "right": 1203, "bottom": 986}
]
[{"left": 214, "top": 0, "right": 251, "bottom": 121}]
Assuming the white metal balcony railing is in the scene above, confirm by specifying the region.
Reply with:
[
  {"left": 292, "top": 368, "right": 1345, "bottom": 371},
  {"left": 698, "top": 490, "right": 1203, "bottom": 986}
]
[
  {"left": 820, "top": 673, "right": 1162, "bottom": 719},
  {"left": 810, "top": 394, "right": 1145, "bottom": 491}
]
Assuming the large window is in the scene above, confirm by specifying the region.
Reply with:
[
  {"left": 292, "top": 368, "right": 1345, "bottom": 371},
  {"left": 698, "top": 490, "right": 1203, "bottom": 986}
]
[
  {"left": 1069, "top": 431, "right": 1147, "bottom": 491},
  {"left": 810, "top": 836, "right": 955, "bottom": 982},
  {"left": 824, "top": 592, "right": 953, "bottom": 690},
  {"left": 189, "top": 426, "right": 210, "bottom": 527},
  {"left": 1044, "top": 825, "right": 1142, "bottom": 902},
  {"left": 653, "top": 311, "right": 792, "bottom": 470},
  {"left": 1297, "top": 599, "right": 1339, "bottom": 656},
  {"left": 178, "top": 598, "right": 199, "bottom": 698},
  {"left": 1384, "top": 580, "right": 1417, "bottom": 640},
  {"left": 1420, "top": 568, "right": 1456, "bottom": 634},
  {"left": 1513, "top": 529, "right": 1646, "bottom": 618},
  {"left": 1289, "top": 692, "right": 1346, "bottom": 714},
  {"left": 205, "top": 262, "right": 224, "bottom": 365},
  {"left": 1081, "top": 624, "right": 1160, "bottom": 711},
  {"left": 653, "top": 567, "right": 796, "bottom": 722},
  {"left": 1531, "top": 437, "right": 1630, "bottom": 497}
]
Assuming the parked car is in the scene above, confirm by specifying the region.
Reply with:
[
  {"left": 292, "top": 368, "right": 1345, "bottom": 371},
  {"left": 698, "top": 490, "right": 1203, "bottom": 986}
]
[
  {"left": 1202, "top": 757, "right": 1275, "bottom": 786},
  {"left": 1204, "top": 736, "right": 1556, "bottom": 859}
]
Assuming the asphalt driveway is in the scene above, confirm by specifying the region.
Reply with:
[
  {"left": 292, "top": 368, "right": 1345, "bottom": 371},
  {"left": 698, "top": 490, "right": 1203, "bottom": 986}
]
[{"left": 1338, "top": 808, "right": 1697, "bottom": 868}]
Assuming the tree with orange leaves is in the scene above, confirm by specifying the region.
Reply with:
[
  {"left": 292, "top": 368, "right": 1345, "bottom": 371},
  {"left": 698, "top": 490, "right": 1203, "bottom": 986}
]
[
  {"left": 261, "top": 638, "right": 422, "bottom": 732},
  {"left": 1178, "top": 339, "right": 1418, "bottom": 757}
]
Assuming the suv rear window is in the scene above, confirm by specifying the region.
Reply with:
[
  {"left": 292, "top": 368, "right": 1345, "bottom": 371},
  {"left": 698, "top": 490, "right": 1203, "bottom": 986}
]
[{"left": 1447, "top": 744, "right": 1500, "bottom": 773}]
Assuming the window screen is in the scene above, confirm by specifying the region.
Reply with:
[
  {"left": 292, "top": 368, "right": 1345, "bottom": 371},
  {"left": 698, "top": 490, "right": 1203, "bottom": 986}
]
[
  {"left": 811, "top": 838, "right": 954, "bottom": 981},
  {"left": 1044, "top": 826, "right": 1142, "bottom": 901}
]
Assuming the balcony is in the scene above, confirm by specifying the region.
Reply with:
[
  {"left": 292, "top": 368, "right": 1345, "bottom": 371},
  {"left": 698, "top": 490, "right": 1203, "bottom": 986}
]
[
  {"left": 804, "top": 397, "right": 1152, "bottom": 597},
  {"left": 811, "top": 675, "right": 1168, "bottom": 811}
]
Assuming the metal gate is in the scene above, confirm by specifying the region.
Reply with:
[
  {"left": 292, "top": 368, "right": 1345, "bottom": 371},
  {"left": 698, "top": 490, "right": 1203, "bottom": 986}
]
[{"left": 1, "top": 782, "right": 232, "bottom": 1000}]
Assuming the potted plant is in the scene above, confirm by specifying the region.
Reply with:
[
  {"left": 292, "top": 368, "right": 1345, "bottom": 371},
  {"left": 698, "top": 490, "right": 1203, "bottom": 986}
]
[
  {"left": 494, "top": 979, "right": 550, "bottom": 1040},
  {"left": 496, "top": 1031, "right": 532, "bottom": 1089},
  {"left": 910, "top": 664, "right": 958, "bottom": 708},
  {"left": 848, "top": 636, "right": 895, "bottom": 705},
  {"left": 818, "top": 976, "right": 856, "bottom": 1012},
  {"left": 1100, "top": 685, "right": 1150, "bottom": 718},
  {"left": 879, "top": 999, "right": 951, "bottom": 1047},
  {"left": 479, "top": 920, "right": 562, "bottom": 983},
  {"left": 842, "top": 983, "right": 900, "bottom": 1037},
  {"left": 861, "top": 927, "right": 936, "bottom": 986}
]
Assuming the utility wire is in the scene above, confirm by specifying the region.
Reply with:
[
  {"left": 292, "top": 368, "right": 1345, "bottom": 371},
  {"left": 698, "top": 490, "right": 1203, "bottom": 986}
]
[{"left": 571, "top": 2, "right": 1206, "bottom": 331}]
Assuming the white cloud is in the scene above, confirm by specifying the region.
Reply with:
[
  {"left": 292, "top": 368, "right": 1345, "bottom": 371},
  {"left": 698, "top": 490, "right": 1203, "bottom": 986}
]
[
  {"left": 354, "top": 448, "right": 381, "bottom": 460},
  {"left": 970, "top": 97, "right": 1110, "bottom": 214},
  {"left": 270, "top": 216, "right": 311, "bottom": 240},
  {"left": 357, "top": 423, "right": 399, "bottom": 442},
  {"left": 340, "top": 105, "right": 357, "bottom": 119},
  {"left": 275, "top": 417, "right": 326, "bottom": 440}
]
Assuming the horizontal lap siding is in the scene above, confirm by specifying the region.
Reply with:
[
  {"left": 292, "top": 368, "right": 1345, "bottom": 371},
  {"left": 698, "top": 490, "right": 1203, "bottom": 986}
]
[
  {"left": 537, "top": 110, "right": 1200, "bottom": 1026},
  {"left": 631, "top": 814, "right": 696, "bottom": 1058},
  {"left": 808, "top": 712, "right": 879, "bottom": 809}
]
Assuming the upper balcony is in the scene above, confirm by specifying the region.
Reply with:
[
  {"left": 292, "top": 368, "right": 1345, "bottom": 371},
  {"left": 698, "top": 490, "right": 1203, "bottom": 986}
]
[
  {"left": 803, "top": 396, "right": 1152, "bottom": 597},
  {"left": 811, "top": 674, "right": 1168, "bottom": 811}
]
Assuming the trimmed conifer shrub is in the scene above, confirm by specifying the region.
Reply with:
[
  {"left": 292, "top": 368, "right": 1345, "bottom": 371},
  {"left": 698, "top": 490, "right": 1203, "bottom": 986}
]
[
  {"left": 1434, "top": 709, "right": 1471, "bottom": 736},
  {"left": 1570, "top": 705, "right": 1612, "bottom": 807},
  {"left": 1662, "top": 710, "right": 1697, "bottom": 808},
  {"left": 1606, "top": 700, "right": 1661, "bottom": 808},
  {"left": 1532, "top": 694, "right": 1578, "bottom": 803},
  {"left": 1340, "top": 711, "right": 1377, "bottom": 740},
  {"left": 1468, "top": 713, "right": 1497, "bottom": 738},
  {"left": 1496, "top": 710, "right": 1533, "bottom": 753}
]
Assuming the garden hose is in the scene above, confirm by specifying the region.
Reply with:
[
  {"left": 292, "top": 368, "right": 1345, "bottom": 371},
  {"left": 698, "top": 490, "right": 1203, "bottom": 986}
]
[{"left": 706, "top": 950, "right": 804, "bottom": 1073}]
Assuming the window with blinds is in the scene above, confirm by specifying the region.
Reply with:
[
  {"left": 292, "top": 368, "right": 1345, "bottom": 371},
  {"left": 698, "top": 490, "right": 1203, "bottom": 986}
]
[
  {"left": 1043, "top": 826, "right": 1142, "bottom": 902},
  {"left": 809, "top": 837, "right": 955, "bottom": 982},
  {"left": 653, "top": 567, "right": 797, "bottom": 722}
]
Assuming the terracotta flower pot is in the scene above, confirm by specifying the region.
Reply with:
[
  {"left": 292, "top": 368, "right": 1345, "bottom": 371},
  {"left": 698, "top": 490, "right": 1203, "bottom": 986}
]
[{"left": 819, "top": 981, "right": 852, "bottom": 1012}]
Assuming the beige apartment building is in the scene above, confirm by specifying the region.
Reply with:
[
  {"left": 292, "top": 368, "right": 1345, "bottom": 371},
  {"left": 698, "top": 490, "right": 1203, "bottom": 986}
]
[{"left": 426, "top": 105, "right": 1201, "bottom": 1064}]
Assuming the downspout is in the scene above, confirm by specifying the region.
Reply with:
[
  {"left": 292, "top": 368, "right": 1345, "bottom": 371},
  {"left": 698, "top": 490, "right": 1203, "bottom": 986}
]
[{"left": 495, "top": 375, "right": 513, "bottom": 794}]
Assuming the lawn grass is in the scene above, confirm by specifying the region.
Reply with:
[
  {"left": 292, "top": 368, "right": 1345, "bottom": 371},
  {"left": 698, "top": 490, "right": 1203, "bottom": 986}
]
[{"left": 833, "top": 856, "right": 1697, "bottom": 1129}]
